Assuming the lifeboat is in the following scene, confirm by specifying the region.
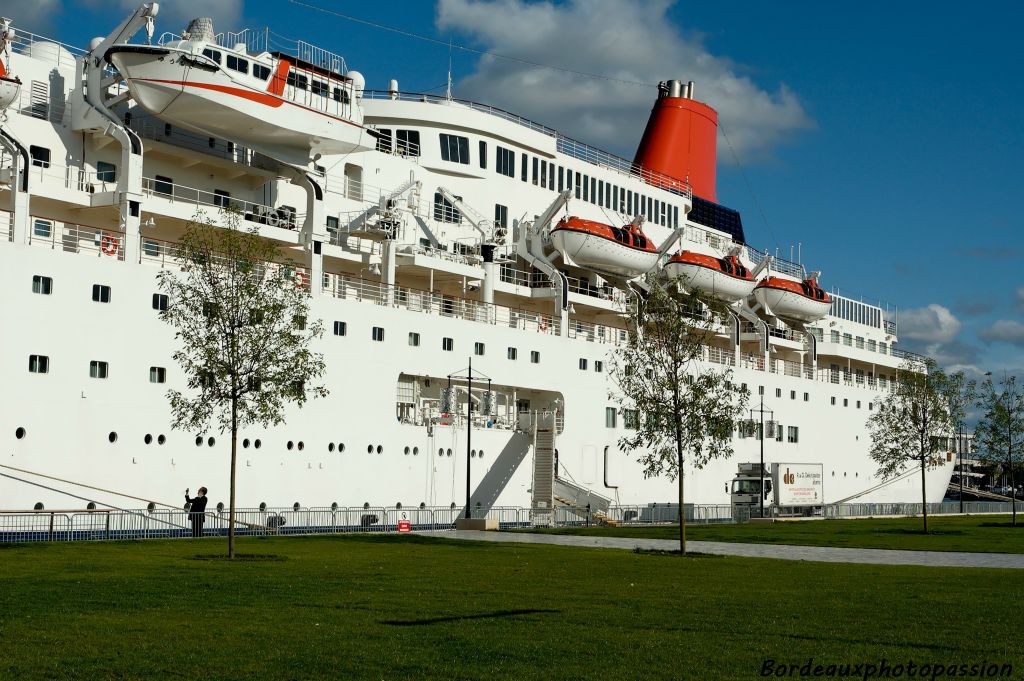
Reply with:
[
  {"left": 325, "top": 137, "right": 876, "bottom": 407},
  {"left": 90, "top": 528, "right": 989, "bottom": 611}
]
[
  {"left": 0, "top": 73, "right": 20, "bottom": 110},
  {"left": 0, "top": 19, "right": 20, "bottom": 110},
  {"left": 105, "top": 19, "right": 373, "bottom": 165},
  {"left": 753, "top": 276, "right": 832, "bottom": 323},
  {"left": 664, "top": 251, "right": 755, "bottom": 303},
  {"left": 550, "top": 216, "right": 660, "bottom": 278}
]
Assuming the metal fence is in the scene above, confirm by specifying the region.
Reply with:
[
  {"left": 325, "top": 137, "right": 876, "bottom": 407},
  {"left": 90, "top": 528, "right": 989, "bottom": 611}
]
[{"left": 2, "top": 501, "right": 1022, "bottom": 544}]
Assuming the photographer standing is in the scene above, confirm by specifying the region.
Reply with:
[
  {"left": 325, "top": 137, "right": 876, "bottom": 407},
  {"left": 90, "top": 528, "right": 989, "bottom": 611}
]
[{"left": 184, "top": 487, "right": 209, "bottom": 538}]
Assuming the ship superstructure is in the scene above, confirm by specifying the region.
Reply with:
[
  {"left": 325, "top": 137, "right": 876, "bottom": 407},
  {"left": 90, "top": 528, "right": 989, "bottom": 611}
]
[{"left": 0, "top": 6, "right": 954, "bottom": 515}]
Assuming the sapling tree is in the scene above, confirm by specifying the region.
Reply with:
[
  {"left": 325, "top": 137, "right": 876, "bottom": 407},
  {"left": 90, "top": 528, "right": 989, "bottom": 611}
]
[{"left": 975, "top": 372, "right": 1023, "bottom": 525}]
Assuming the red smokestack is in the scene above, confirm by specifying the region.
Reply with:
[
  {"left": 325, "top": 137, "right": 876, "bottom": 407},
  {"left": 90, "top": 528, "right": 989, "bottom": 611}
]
[{"left": 633, "top": 80, "right": 718, "bottom": 202}]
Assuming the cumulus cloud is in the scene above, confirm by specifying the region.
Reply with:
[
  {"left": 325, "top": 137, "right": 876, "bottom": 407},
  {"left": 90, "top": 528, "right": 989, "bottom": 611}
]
[
  {"left": 78, "top": 0, "right": 244, "bottom": 36},
  {"left": 898, "top": 304, "right": 962, "bottom": 344},
  {"left": 979, "top": 319, "right": 1024, "bottom": 346},
  {"left": 436, "top": 0, "right": 812, "bottom": 161}
]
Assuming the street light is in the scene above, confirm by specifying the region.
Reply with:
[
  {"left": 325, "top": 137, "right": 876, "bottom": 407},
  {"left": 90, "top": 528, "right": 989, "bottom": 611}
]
[
  {"left": 748, "top": 394, "right": 775, "bottom": 519},
  {"left": 447, "top": 358, "right": 492, "bottom": 520}
]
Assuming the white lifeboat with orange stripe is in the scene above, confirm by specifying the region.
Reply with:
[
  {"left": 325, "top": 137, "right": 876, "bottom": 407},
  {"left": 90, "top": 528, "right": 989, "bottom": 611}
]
[
  {"left": 550, "top": 216, "right": 660, "bottom": 278},
  {"left": 754, "top": 276, "right": 832, "bottom": 323},
  {"left": 0, "top": 18, "right": 21, "bottom": 110},
  {"left": 106, "top": 21, "right": 374, "bottom": 164},
  {"left": 664, "top": 251, "right": 755, "bottom": 303}
]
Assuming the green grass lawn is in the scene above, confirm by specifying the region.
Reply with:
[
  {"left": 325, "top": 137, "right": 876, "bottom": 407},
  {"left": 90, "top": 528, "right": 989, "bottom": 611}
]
[
  {"left": 0, "top": 534, "right": 1022, "bottom": 680},
  {"left": 524, "top": 514, "right": 1024, "bottom": 554}
]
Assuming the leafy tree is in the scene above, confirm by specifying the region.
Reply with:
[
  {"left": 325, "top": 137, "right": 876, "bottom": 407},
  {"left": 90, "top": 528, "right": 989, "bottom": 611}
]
[
  {"left": 867, "top": 358, "right": 963, "bottom": 533},
  {"left": 157, "top": 210, "right": 328, "bottom": 557},
  {"left": 975, "top": 372, "right": 1023, "bottom": 525},
  {"left": 610, "top": 282, "right": 749, "bottom": 554}
]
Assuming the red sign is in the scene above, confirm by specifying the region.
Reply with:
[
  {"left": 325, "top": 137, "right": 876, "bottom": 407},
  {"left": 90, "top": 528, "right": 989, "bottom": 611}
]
[{"left": 398, "top": 519, "right": 411, "bottom": 533}]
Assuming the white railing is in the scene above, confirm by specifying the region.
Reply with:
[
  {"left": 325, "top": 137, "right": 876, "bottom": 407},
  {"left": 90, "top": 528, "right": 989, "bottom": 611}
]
[{"left": 26, "top": 215, "right": 125, "bottom": 260}]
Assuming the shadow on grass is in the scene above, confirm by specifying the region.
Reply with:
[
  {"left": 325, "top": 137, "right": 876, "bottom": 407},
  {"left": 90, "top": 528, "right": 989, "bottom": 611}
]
[
  {"left": 188, "top": 553, "right": 287, "bottom": 561},
  {"left": 633, "top": 548, "right": 724, "bottom": 558},
  {"left": 980, "top": 522, "right": 1024, "bottom": 529},
  {"left": 382, "top": 609, "right": 560, "bottom": 626},
  {"left": 874, "top": 529, "right": 965, "bottom": 536}
]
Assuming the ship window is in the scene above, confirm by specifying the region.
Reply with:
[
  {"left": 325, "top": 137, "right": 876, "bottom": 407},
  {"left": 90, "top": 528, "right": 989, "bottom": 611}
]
[
  {"left": 153, "top": 293, "right": 168, "bottom": 311},
  {"left": 605, "top": 407, "right": 617, "bottom": 428},
  {"left": 201, "top": 48, "right": 221, "bottom": 64},
  {"left": 32, "top": 275, "right": 53, "bottom": 295},
  {"left": 92, "top": 284, "right": 111, "bottom": 303},
  {"left": 154, "top": 175, "right": 173, "bottom": 196},
  {"left": 372, "top": 326, "right": 385, "bottom": 342},
  {"left": 409, "top": 332, "right": 420, "bottom": 347},
  {"left": 579, "top": 358, "right": 587, "bottom": 371},
  {"left": 164, "top": 122, "right": 172, "bottom": 137},
  {"left": 597, "top": 181, "right": 604, "bottom": 206},
  {"left": 623, "top": 409, "right": 638, "bottom": 430},
  {"left": 582, "top": 175, "right": 590, "bottom": 202},
  {"left": 33, "top": 219, "right": 52, "bottom": 238},
  {"left": 787, "top": 426, "right": 799, "bottom": 443},
  {"left": 332, "top": 86, "right": 351, "bottom": 104},
  {"left": 496, "top": 146, "right": 515, "bottom": 177},
  {"left": 89, "top": 360, "right": 109, "bottom": 379},
  {"left": 612, "top": 186, "right": 619, "bottom": 211},
  {"left": 507, "top": 347, "right": 517, "bottom": 360},
  {"left": 791, "top": 390, "right": 796, "bottom": 400},
  {"left": 29, "top": 145, "right": 51, "bottom": 168},
  {"left": 376, "top": 128, "right": 393, "bottom": 153},
  {"left": 442, "top": 337, "right": 453, "bottom": 352},
  {"left": 396, "top": 129, "right": 419, "bottom": 156},
  {"left": 479, "top": 141, "right": 487, "bottom": 169},
  {"left": 521, "top": 153, "right": 528, "bottom": 181},
  {"left": 558, "top": 166, "right": 564, "bottom": 192},
  {"left": 595, "top": 361, "right": 603, "bottom": 373},
  {"left": 333, "top": 321, "right": 347, "bottom": 336},
  {"left": 311, "top": 79, "right": 329, "bottom": 97},
  {"left": 253, "top": 63, "right": 271, "bottom": 80},
  {"left": 149, "top": 367, "right": 166, "bottom": 384},
  {"left": 29, "top": 355, "right": 49, "bottom": 374},
  {"left": 540, "top": 161, "right": 547, "bottom": 188},
  {"left": 532, "top": 156, "right": 539, "bottom": 184},
  {"left": 432, "top": 192, "right": 461, "bottom": 223},
  {"left": 474, "top": 342, "right": 485, "bottom": 356},
  {"left": 574, "top": 172, "right": 582, "bottom": 199},
  {"left": 439, "top": 133, "right": 470, "bottom": 164},
  {"left": 286, "top": 71, "right": 308, "bottom": 90},
  {"left": 531, "top": 351, "right": 540, "bottom": 364},
  {"left": 97, "top": 161, "right": 116, "bottom": 183},
  {"left": 226, "top": 54, "right": 249, "bottom": 74},
  {"left": 494, "top": 204, "right": 508, "bottom": 228},
  {"left": 213, "top": 189, "right": 231, "bottom": 208}
]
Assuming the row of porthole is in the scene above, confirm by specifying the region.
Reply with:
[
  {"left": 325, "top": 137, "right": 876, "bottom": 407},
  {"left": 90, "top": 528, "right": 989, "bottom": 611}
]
[{"left": 437, "top": 448, "right": 486, "bottom": 459}]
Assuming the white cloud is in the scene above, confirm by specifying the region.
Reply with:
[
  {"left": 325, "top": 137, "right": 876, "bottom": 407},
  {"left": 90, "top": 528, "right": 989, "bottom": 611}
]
[
  {"left": 76, "top": 0, "right": 244, "bottom": 37},
  {"left": 898, "top": 304, "right": 962, "bottom": 344},
  {"left": 979, "top": 319, "right": 1024, "bottom": 346},
  {"left": 436, "top": 0, "right": 811, "bottom": 162},
  {"left": 0, "top": 0, "right": 62, "bottom": 34}
]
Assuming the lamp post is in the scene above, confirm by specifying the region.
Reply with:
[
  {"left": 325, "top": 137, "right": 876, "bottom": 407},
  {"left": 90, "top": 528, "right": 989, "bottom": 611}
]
[
  {"left": 958, "top": 422, "right": 964, "bottom": 514},
  {"left": 749, "top": 395, "right": 774, "bottom": 519},
  {"left": 448, "top": 359, "right": 492, "bottom": 520}
]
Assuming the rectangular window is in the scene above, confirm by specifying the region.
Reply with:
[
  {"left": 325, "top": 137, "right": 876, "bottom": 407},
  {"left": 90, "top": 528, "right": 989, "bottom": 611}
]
[
  {"left": 29, "top": 354, "right": 49, "bottom": 374},
  {"left": 214, "top": 189, "right": 231, "bottom": 208},
  {"left": 540, "top": 161, "right": 547, "bottom": 188},
  {"left": 96, "top": 161, "right": 116, "bottom": 183},
  {"left": 574, "top": 172, "right": 582, "bottom": 199},
  {"left": 521, "top": 153, "right": 528, "bottom": 182},
  {"left": 530, "top": 350, "right": 540, "bottom": 364},
  {"left": 830, "top": 330, "right": 840, "bottom": 343},
  {"left": 311, "top": 80, "right": 329, "bottom": 97},
  {"left": 92, "top": 284, "right": 111, "bottom": 303},
  {"left": 623, "top": 409, "right": 639, "bottom": 430},
  {"left": 478, "top": 140, "right": 487, "bottom": 169},
  {"left": 474, "top": 342, "right": 485, "bottom": 356},
  {"left": 557, "top": 166, "right": 564, "bottom": 191},
  {"left": 442, "top": 337, "right": 454, "bottom": 352},
  {"left": 494, "top": 203, "right": 508, "bottom": 228},
  {"left": 32, "top": 275, "right": 53, "bottom": 295},
  {"left": 532, "top": 156, "right": 539, "bottom": 185},
  {"left": 578, "top": 358, "right": 587, "bottom": 371},
  {"left": 595, "top": 361, "right": 603, "bottom": 373},
  {"left": 613, "top": 186, "right": 619, "bottom": 211},
  {"left": 396, "top": 129, "right": 420, "bottom": 156},
  {"left": 776, "top": 423, "right": 784, "bottom": 442},
  {"left": 496, "top": 146, "right": 515, "bottom": 177},
  {"left": 30, "top": 145, "right": 51, "bottom": 168},
  {"left": 507, "top": 347, "right": 517, "bottom": 360},
  {"left": 597, "top": 181, "right": 604, "bottom": 206},
  {"left": 89, "top": 360, "right": 109, "bottom": 379},
  {"left": 202, "top": 48, "right": 222, "bottom": 64},
  {"left": 439, "top": 133, "right": 470, "bottom": 164},
  {"left": 253, "top": 63, "right": 271, "bottom": 80},
  {"left": 33, "top": 219, "right": 52, "bottom": 238},
  {"left": 804, "top": 392, "right": 809, "bottom": 402},
  {"left": 790, "top": 390, "right": 796, "bottom": 400},
  {"left": 433, "top": 192, "right": 461, "bottom": 223},
  {"left": 149, "top": 366, "right": 166, "bottom": 384},
  {"left": 408, "top": 332, "right": 420, "bottom": 347},
  {"left": 787, "top": 426, "right": 799, "bottom": 444},
  {"left": 583, "top": 175, "right": 590, "bottom": 202},
  {"left": 226, "top": 54, "right": 248, "bottom": 74},
  {"left": 372, "top": 327, "right": 385, "bottom": 342},
  {"left": 286, "top": 71, "right": 308, "bottom": 90},
  {"left": 605, "top": 407, "right": 617, "bottom": 428},
  {"left": 376, "top": 128, "right": 393, "bottom": 153},
  {"left": 775, "top": 388, "right": 782, "bottom": 398},
  {"left": 152, "top": 293, "right": 168, "bottom": 311},
  {"left": 333, "top": 321, "right": 347, "bottom": 336},
  {"left": 154, "top": 175, "right": 173, "bottom": 196}
]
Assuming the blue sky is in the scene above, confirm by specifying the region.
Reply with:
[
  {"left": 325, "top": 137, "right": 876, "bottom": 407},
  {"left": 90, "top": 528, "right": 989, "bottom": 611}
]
[{"left": 7, "top": 0, "right": 1022, "bottom": 377}]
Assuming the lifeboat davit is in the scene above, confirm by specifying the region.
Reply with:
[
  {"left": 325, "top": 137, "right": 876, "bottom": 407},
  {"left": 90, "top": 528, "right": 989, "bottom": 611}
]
[
  {"left": 550, "top": 216, "right": 660, "bottom": 278},
  {"left": 106, "top": 19, "right": 373, "bottom": 165},
  {"left": 754, "top": 276, "right": 832, "bottom": 323},
  {"left": 664, "top": 251, "right": 755, "bottom": 303}
]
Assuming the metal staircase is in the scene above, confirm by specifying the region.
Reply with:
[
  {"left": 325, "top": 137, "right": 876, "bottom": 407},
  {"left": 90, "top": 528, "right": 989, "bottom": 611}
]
[{"left": 530, "top": 411, "right": 556, "bottom": 526}]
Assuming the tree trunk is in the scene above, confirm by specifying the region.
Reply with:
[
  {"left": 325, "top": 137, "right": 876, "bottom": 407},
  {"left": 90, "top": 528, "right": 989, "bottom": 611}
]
[
  {"left": 919, "top": 446, "right": 928, "bottom": 534},
  {"left": 1009, "top": 452, "right": 1017, "bottom": 528},
  {"left": 229, "top": 397, "right": 237, "bottom": 559},
  {"left": 676, "top": 425, "right": 685, "bottom": 556}
]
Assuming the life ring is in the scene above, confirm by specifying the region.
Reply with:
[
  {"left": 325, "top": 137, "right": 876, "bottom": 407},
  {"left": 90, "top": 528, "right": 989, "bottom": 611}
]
[
  {"left": 439, "top": 412, "right": 451, "bottom": 426},
  {"left": 100, "top": 233, "right": 119, "bottom": 256},
  {"left": 295, "top": 271, "right": 308, "bottom": 288}
]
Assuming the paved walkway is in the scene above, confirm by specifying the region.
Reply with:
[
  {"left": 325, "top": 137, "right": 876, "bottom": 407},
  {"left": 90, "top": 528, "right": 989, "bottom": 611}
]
[{"left": 432, "top": 530, "right": 1024, "bottom": 569}]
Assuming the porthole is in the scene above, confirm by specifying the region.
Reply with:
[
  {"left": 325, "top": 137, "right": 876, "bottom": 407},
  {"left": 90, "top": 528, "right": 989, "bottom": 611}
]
[
  {"left": 331, "top": 502, "right": 339, "bottom": 511},
  {"left": 254, "top": 439, "right": 262, "bottom": 449},
  {"left": 438, "top": 448, "right": 444, "bottom": 457},
  {"left": 328, "top": 443, "right": 335, "bottom": 452},
  {"left": 243, "top": 438, "right": 250, "bottom": 449},
  {"left": 479, "top": 450, "right": 484, "bottom": 459},
  {"left": 259, "top": 502, "right": 267, "bottom": 512},
  {"left": 15, "top": 427, "right": 26, "bottom": 440},
  {"left": 363, "top": 502, "right": 370, "bottom": 510},
  {"left": 471, "top": 449, "right": 476, "bottom": 458},
  {"left": 144, "top": 434, "right": 153, "bottom": 445},
  {"left": 293, "top": 502, "right": 300, "bottom": 511},
  {"left": 157, "top": 434, "right": 166, "bottom": 445},
  {"left": 108, "top": 432, "right": 118, "bottom": 444},
  {"left": 447, "top": 448, "right": 452, "bottom": 457},
  {"left": 338, "top": 443, "right": 345, "bottom": 453},
  {"left": 207, "top": 437, "right": 215, "bottom": 447},
  {"left": 413, "top": 447, "right": 419, "bottom": 456},
  {"left": 396, "top": 502, "right": 403, "bottom": 510},
  {"left": 297, "top": 441, "right": 305, "bottom": 451},
  {"left": 87, "top": 502, "right": 97, "bottom": 510},
  {"left": 419, "top": 502, "right": 426, "bottom": 509},
  {"left": 147, "top": 502, "right": 155, "bottom": 512},
  {"left": 34, "top": 502, "right": 44, "bottom": 510},
  {"left": 367, "top": 444, "right": 373, "bottom": 454},
  {"left": 450, "top": 502, "right": 456, "bottom": 510},
  {"left": 195, "top": 435, "right": 203, "bottom": 447},
  {"left": 404, "top": 446, "right": 410, "bottom": 455},
  {"left": 287, "top": 441, "right": 294, "bottom": 451},
  {"left": 376, "top": 445, "right": 383, "bottom": 455}
]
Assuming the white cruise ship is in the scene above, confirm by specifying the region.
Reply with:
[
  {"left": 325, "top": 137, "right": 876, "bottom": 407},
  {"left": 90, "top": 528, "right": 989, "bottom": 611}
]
[{"left": 0, "top": 6, "right": 955, "bottom": 515}]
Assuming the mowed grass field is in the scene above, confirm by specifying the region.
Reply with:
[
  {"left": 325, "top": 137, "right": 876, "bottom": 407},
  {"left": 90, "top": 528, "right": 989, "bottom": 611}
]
[
  {"left": 529, "top": 514, "right": 1024, "bottom": 554},
  {"left": 0, "top": 534, "right": 1022, "bottom": 680}
]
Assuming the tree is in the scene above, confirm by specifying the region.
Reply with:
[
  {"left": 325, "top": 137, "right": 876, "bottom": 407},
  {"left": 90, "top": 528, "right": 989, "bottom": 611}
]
[
  {"left": 157, "top": 210, "right": 328, "bottom": 557},
  {"left": 867, "top": 358, "right": 963, "bottom": 533},
  {"left": 610, "top": 282, "right": 749, "bottom": 554},
  {"left": 975, "top": 372, "right": 1023, "bottom": 526}
]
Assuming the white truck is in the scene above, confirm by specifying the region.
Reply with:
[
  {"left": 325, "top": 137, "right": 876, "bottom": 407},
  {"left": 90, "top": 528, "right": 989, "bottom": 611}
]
[{"left": 729, "top": 462, "right": 825, "bottom": 518}]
